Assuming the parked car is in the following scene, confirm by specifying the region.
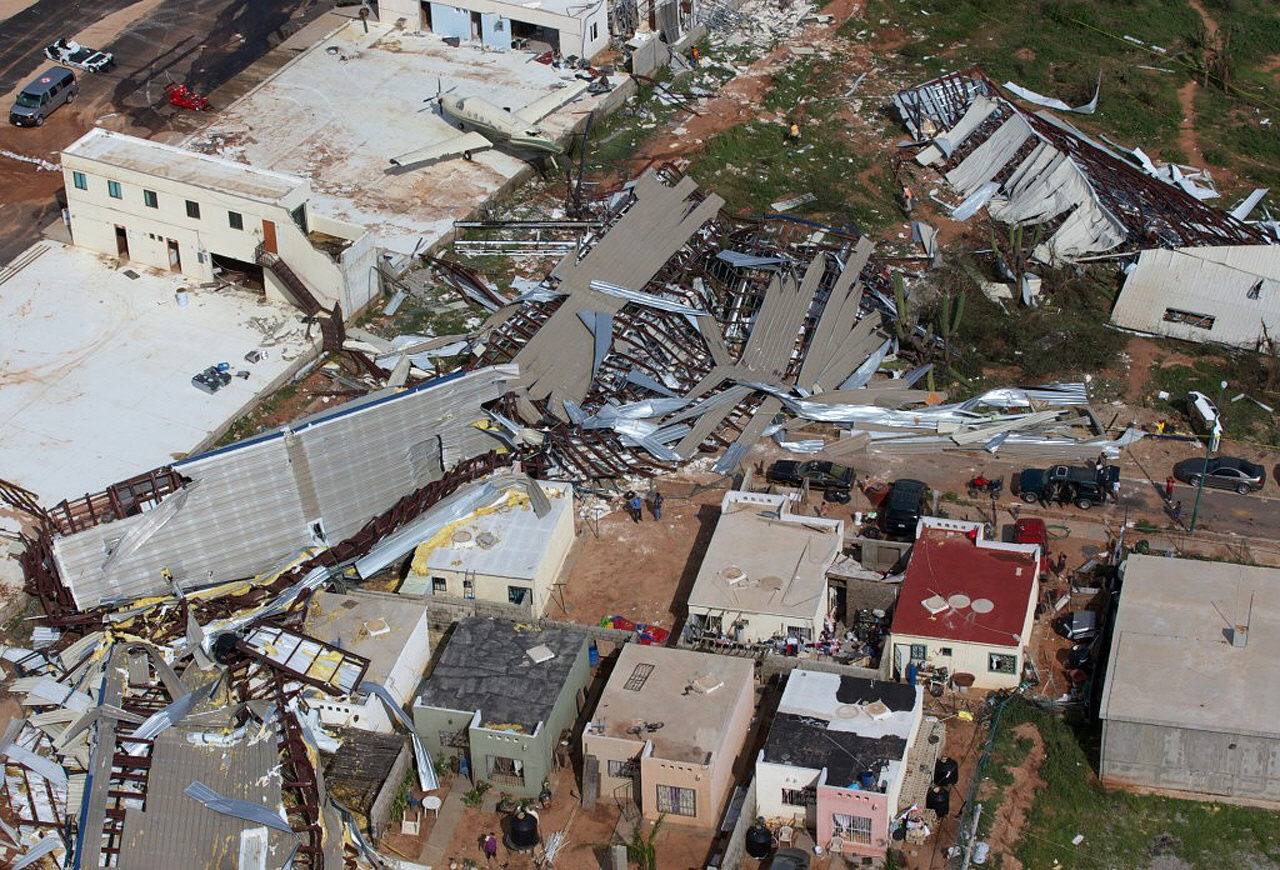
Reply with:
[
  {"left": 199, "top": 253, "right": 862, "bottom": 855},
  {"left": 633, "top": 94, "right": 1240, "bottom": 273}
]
[
  {"left": 43, "top": 38, "right": 114, "bottom": 72},
  {"left": 884, "top": 478, "right": 928, "bottom": 539},
  {"left": 1012, "top": 517, "right": 1050, "bottom": 570},
  {"left": 1173, "top": 455, "right": 1265, "bottom": 495},
  {"left": 1055, "top": 610, "right": 1098, "bottom": 642},
  {"left": 1015, "top": 464, "right": 1118, "bottom": 510},
  {"left": 766, "top": 460, "right": 854, "bottom": 503},
  {"left": 9, "top": 67, "right": 77, "bottom": 127},
  {"left": 1186, "top": 390, "right": 1224, "bottom": 450}
]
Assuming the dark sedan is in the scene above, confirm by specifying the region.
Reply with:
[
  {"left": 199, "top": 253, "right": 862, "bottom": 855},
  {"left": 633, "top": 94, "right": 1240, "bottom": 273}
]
[{"left": 1173, "top": 456, "right": 1265, "bottom": 495}]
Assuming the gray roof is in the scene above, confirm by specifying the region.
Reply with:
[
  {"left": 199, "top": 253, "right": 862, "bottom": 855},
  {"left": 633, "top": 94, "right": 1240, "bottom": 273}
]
[
  {"left": 115, "top": 726, "right": 298, "bottom": 870},
  {"left": 418, "top": 617, "right": 588, "bottom": 732},
  {"left": 51, "top": 365, "right": 516, "bottom": 609},
  {"left": 1099, "top": 554, "right": 1280, "bottom": 738}
]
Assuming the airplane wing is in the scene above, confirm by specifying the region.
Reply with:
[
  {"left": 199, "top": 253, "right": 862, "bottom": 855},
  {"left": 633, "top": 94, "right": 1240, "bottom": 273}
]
[
  {"left": 513, "top": 80, "right": 591, "bottom": 126},
  {"left": 389, "top": 131, "right": 493, "bottom": 169}
]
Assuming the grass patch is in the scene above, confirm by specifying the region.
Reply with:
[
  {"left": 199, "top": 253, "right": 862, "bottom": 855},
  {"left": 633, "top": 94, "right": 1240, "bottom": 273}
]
[
  {"left": 932, "top": 257, "right": 1128, "bottom": 385},
  {"left": 1147, "top": 353, "right": 1280, "bottom": 445},
  {"left": 214, "top": 378, "right": 305, "bottom": 447},
  {"left": 984, "top": 700, "right": 1280, "bottom": 868}
]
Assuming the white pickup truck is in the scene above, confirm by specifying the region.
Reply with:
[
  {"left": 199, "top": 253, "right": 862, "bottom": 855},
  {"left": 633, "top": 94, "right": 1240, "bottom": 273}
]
[{"left": 44, "top": 39, "right": 114, "bottom": 73}]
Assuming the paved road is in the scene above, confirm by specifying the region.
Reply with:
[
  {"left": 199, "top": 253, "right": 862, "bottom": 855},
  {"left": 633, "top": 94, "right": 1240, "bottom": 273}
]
[{"left": 0, "top": 0, "right": 140, "bottom": 95}]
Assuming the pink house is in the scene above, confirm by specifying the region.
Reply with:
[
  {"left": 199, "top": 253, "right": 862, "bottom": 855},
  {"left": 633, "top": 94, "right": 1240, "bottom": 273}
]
[{"left": 755, "top": 668, "right": 922, "bottom": 859}]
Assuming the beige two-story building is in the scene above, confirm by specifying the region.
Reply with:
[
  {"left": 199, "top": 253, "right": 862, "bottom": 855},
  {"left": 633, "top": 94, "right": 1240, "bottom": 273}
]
[
  {"left": 583, "top": 644, "right": 754, "bottom": 828},
  {"left": 61, "top": 128, "right": 378, "bottom": 315}
]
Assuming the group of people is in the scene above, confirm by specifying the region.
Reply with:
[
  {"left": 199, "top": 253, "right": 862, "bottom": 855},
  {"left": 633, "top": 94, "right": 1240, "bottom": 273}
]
[{"left": 622, "top": 489, "right": 664, "bottom": 523}]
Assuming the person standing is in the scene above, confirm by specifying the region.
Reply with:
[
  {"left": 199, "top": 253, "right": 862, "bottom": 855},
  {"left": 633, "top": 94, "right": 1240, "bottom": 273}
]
[
  {"left": 1164, "top": 476, "right": 1175, "bottom": 501},
  {"left": 648, "top": 490, "right": 664, "bottom": 521},
  {"left": 625, "top": 491, "right": 643, "bottom": 523},
  {"left": 482, "top": 831, "right": 498, "bottom": 865}
]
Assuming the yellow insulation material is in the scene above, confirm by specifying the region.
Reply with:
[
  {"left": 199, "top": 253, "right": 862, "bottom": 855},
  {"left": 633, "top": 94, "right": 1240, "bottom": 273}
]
[{"left": 409, "top": 489, "right": 532, "bottom": 576}]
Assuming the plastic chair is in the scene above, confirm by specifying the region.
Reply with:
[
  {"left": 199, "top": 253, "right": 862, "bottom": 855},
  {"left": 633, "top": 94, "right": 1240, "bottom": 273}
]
[{"left": 777, "top": 825, "right": 794, "bottom": 846}]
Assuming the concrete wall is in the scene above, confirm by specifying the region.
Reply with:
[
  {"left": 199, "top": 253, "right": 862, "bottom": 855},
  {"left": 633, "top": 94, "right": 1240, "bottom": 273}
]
[
  {"left": 888, "top": 632, "right": 1027, "bottom": 690},
  {"left": 687, "top": 594, "right": 828, "bottom": 645},
  {"left": 754, "top": 758, "right": 819, "bottom": 828},
  {"left": 583, "top": 732, "right": 644, "bottom": 806},
  {"left": 61, "top": 153, "right": 373, "bottom": 313},
  {"left": 408, "top": 493, "right": 575, "bottom": 617},
  {"left": 396, "top": 0, "right": 608, "bottom": 57},
  {"left": 315, "top": 692, "right": 393, "bottom": 732},
  {"left": 413, "top": 634, "right": 589, "bottom": 798},
  {"left": 818, "top": 784, "right": 890, "bottom": 858},
  {"left": 1101, "top": 718, "right": 1280, "bottom": 803},
  {"left": 370, "top": 741, "right": 413, "bottom": 841}
]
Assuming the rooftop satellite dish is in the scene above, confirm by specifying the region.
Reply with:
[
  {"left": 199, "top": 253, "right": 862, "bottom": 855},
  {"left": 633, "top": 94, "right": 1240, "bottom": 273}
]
[
  {"left": 948, "top": 593, "right": 972, "bottom": 610},
  {"left": 971, "top": 598, "right": 995, "bottom": 614}
]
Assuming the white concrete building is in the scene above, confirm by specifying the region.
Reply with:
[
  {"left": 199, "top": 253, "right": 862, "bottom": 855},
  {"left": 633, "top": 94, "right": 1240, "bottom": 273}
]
[
  {"left": 380, "top": 0, "right": 609, "bottom": 59},
  {"left": 685, "top": 491, "right": 843, "bottom": 645},
  {"left": 887, "top": 518, "right": 1040, "bottom": 690},
  {"left": 61, "top": 128, "right": 378, "bottom": 315},
  {"left": 400, "top": 480, "right": 574, "bottom": 616},
  {"left": 304, "top": 591, "right": 431, "bottom": 733}
]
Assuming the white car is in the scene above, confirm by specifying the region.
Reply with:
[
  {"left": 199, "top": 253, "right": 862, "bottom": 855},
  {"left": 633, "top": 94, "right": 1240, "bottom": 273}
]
[
  {"left": 1186, "top": 390, "right": 1224, "bottom": 451},
  {"left": 44, "top": 39, "right": 114, "bottom": 73}
]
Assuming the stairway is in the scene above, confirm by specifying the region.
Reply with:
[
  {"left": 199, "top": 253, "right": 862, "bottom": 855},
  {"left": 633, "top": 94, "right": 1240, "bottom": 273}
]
[{"left": 256, "top": 246, "right": 323, "bottom": 316}]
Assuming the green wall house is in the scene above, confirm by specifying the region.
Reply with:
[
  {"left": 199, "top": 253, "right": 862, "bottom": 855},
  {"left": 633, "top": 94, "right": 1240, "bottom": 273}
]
[{"left": 413, "top": 617, "right": 591, "bottom": 799}]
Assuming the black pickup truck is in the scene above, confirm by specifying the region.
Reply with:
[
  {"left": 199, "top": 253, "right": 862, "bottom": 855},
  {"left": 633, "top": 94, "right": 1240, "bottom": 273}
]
[
  {"left": 766, "top": 460, "right": 855, "bottom": 503},
  {"left": 1015, "top": 464, "right": 1119, "bottom": 510}
]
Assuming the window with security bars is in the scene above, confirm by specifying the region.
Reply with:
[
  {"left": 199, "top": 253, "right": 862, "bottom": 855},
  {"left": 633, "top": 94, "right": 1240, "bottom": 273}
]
[
  {"left": 608, "top": 758, "right": 639, "bottom": 778},
  {"left": 623, "top": 663, "right": 655, "bottom": 692},
  {"left": 832, "top": 813, "right": 873, "bottom": 845},
  {"left": 781, "top": 787, "right": 816, "bottom": 807},
  {"left": 656, "top": 784, "right": 695, "bottom": 817}
]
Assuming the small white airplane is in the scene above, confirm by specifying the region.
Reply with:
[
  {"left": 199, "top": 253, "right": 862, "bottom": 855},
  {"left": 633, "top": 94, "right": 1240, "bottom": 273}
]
[{"left": 389, "top": 80, "right": 570, "bottom": 169}]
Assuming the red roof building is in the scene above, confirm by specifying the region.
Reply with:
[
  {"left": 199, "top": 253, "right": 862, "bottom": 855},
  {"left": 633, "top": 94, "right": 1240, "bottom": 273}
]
[{"left": 888, "top": 518, "right": 1041, "bottom": 689}]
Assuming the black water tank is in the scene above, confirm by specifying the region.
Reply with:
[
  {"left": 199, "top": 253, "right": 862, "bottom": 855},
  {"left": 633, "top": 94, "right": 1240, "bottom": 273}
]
[
  {"left": 745, "top": 817, "right": 773, "bottom": 859},
  {"left": 926, "top": 785, "right": 950, "bottom": 816},
  {"left": 934, "top": 756, "right": 959, "bottom": 786},
  {"left": 507, "top": 808, "right": 539, "bottom": 850}
]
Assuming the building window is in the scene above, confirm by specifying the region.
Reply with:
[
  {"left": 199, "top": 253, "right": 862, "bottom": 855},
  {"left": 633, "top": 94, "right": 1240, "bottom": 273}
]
[
  {"left": 72, "top": 171, "right": 87, "bottom": 190},
  {"left": 910, "top": 643, "right": 928, "bottom": 661},
  {"left": 507, "top": 586, "right": 528, "bottom": 606},
  {"left": 1162, "top": 308, "right": 1214, "bottom": 330},
  {"left": 623, "top": 663, "right": 655, "bottom": 692},
  {"left": 832, "top": 813, "right": 873, "bottom": 845},
  {"left": 608, "top": 759, "right": 638, "bottom": 778},
  {"left": 590, "top": 22, "right": 598, "bottom": 40},
  {"left": 290, "top": 203, "right": 308, "bottom": 233},
  {"left": 781, "top": 787, "right": 815, "bottom": 807},
  {"left": 143, "top": 189, "right": 158, "bottom": 209},
  {"left": 988, "top": 653, "right": 1017, "bottom": 674},
  {"left": 486, "top": 755, "right": 525, "bottom": 786},
  {"left": 185, "top": 200, "right": 201, "bottom": 219},
  {"left": 656, "top": 785, "right": 696, "bottom": 817},
  {"left": 938, "top": 647, "right": 953, "bottom": 657},
  {"left": 108, "top": 180, "right": 122, "bottom": 199},
  {"left": 431, "top": 577, "right": 447, "bottom": 595},
  {"left": 463, "top": 579, "right": 475, "bottom": 600},
  {"left": 228, "top": 210, "right": 243, "bottom": 230}
]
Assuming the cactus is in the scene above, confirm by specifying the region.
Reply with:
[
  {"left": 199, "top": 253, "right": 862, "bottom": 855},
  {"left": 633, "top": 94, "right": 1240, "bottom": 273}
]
[
  {"left": 892, "top": 273, "right": 910, "bottom": 342},
  {"left": 926, "top": 369, "right": 936, "bottom": 393}
]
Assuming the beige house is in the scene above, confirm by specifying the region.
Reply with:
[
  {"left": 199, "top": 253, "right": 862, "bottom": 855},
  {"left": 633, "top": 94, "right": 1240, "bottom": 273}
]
[
  {"left": 888, "top": 518, "right": 1040, "bottom": 690},
  {"left": 400, "top": 480, "right": 574, "bottom": 617},
  {"left": 304, "top": 590, "right": 431, "bottom": 733},
  {"left": 583, "top": 644, "right": 755, "bottom": 828},
  {"left": 61, "top": 128, "right": 377, "bottom": 315},
  {"left": 685, "top": 490, "right": 843, "bottom": 645}
]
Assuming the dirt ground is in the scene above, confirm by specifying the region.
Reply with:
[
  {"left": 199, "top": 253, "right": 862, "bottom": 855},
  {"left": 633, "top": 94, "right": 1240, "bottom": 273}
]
[{"left": 980, "top": 722, "right": 1047, "bottom": 870}]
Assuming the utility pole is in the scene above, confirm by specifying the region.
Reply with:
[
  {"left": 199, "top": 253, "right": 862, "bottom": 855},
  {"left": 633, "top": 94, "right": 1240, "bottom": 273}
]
[
  {"left": 958, "top": 802, "right": 984, "bottom": 869},
  {"left": 1188, "top": 379, "right": 1228, "bottom": 534}
]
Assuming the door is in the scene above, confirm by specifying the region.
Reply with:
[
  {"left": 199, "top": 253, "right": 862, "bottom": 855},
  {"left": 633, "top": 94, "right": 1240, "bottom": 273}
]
[
  {"left": 114, "top": 225, "right": 129, "bottom": 258},
  {"left": 262, "top": 219, "right": 277, "bottom": 254},
  {"left": 166, "top": 239, "right": 181, "bottom": 272},
  {"left": 470, "top": 10, "right": 481, "bottom": 39}
]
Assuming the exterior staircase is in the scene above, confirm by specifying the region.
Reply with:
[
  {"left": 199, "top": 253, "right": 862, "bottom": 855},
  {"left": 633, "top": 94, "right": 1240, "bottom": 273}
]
[{"left": 256, "top": 244, "right": 324, "bottom": 316}]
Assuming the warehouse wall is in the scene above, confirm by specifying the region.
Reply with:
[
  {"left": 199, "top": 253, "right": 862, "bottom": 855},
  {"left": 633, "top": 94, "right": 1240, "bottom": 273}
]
[{"left": 1101, "top": 718, "right": 1280, "bottom": 803}]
